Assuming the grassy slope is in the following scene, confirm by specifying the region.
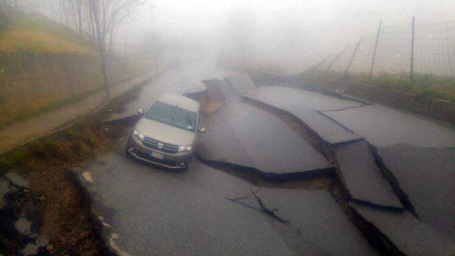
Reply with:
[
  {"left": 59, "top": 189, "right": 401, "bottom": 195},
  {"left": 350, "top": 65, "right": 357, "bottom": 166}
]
[
  {"left": 0, "top": 9, "right": 97, "bottom": 54},
  {"left": 303, "top": 71, "right": 455, "bottom": 103}
]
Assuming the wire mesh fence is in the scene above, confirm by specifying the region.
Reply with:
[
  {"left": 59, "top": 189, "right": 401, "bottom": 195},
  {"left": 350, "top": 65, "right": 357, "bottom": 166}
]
[
  {"left": 316, "top": 19, "right": 455, "bottom": 77},
  {"left": 310, "top": 18, "right": 455, "bottom": 102}
]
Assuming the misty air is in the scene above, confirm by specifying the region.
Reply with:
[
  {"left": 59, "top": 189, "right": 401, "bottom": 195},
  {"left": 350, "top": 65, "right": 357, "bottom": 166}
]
[{"left": 0, "top": 0, "right": 454, "bottom": 255}]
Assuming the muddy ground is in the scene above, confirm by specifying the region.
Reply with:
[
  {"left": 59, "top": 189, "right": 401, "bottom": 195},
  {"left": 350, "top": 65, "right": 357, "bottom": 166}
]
[{"left": 0, "top": 87, "right": 142, "bottom": 255}]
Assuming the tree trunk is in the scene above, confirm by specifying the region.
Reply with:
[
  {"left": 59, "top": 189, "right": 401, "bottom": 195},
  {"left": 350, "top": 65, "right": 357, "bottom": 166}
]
[{"left": 90, "top": 0, "right": 110, "bottom": 98}]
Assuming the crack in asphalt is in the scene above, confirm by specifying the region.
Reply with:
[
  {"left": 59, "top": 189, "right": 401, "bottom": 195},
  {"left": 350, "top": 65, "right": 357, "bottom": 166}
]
[
  {"left": 226, "top": 188, "right": 290, "bottom": 225},
  {"left": 251, "top": 190, "right": 290, "bottom": 224},
  {"left": 367, "top": 143, "right": 418, "bottom": 216},
  {"left": 319, "top": 104, "right": 369, "bottom": 112},
  {"left": 316, "top": 110, "right": 360, "bottom": 136}
]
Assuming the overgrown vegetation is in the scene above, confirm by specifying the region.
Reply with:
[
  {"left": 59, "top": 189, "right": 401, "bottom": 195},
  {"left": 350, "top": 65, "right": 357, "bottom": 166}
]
[
  {"left": 0, "top": 87, "right": 103, "bottom": 129},
  {"left": 302, "top": 71, "right": 455, "bottom": 103},
  {"left": 0, "top": 8, "right": 95, "bottom": 53},
  {"left": 0, "top": 7, "right": 155, "bottom": 127}
]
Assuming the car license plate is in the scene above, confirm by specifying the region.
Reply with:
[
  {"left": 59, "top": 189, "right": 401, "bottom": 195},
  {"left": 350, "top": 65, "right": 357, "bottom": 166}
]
[{"left": 151, "top": 151, "right": 164, "bottom": 160}]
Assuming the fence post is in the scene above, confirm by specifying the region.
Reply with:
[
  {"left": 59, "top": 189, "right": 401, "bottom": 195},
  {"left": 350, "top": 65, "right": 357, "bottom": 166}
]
[
  {"left": 445, "top": 21, "right": 453, "bottom": 77},
  {"left": 345, "top": 37, "right": 363, "bottom": 76},
  {"left": 410, "top": 17, "right": 415, "bottom": 85},
  {"left": 305, "top": 53, "right": 332, "bottom": 74},
  {"left": 369, "top": 19, "right": 382, "bottom": 79},
  {"left": 327, "top": 44, "right": 348, "bottom": 73}
]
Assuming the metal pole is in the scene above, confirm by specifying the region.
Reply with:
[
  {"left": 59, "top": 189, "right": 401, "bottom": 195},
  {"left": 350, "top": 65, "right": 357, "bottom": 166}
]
[
  {"left": 304, "top": 53, "right": 332, "bottom": 74},
  {"left": 445, "top": 21, "right": 453, "bottom": 77},
  {"left": 345, "top": 36, "right": 363, "bottom": 76},
  {"left": 326, "top": 44, "right": 349, "bottom": 73},
  {"left": 369, "top": 19, "right": 382, "bottom": 79},
  {"left": 410, "top": 17, "right": 415, "bottom": 85}
]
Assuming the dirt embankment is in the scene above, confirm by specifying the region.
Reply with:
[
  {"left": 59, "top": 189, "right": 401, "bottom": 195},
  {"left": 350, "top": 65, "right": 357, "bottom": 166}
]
[{"left": 0, "top": 87, "right": 141, "bottom": 255}]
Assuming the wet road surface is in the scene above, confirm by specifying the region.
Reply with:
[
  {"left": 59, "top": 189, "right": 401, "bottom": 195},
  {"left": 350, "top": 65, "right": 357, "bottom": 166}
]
[
  {"left": 198, "top": 101, "right": 331, "bottom": 176},
  {"left": 323, "top": 104, "right": 455, "bottom": 148},
  {"left": 245, "top": 86, "right": 363, "bottom": 144},
  {"left": 78, "top": 66, "right": 455, "bottom": 255},
  {"left": 377, "top": 145, "right": 455, "bottom": 241}
]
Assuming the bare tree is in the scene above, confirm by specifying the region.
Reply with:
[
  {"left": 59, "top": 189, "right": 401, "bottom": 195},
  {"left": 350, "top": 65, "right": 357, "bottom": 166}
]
[{"left": 87, "top": 0, "right": 143, "bottom": 98}]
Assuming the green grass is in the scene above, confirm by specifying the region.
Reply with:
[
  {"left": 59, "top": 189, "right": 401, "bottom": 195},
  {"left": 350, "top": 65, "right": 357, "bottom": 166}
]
[
  {"left": 302, "top": 71, "right": 455, "bottom": 103},
  {"left": 0, "top": 147, "right": 29, "bottom": 171}
]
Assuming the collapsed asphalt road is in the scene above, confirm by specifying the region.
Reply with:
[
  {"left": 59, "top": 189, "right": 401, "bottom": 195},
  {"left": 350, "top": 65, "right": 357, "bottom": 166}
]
[{"left": 76, "top": 66, "right": 455, "bottom": 255}]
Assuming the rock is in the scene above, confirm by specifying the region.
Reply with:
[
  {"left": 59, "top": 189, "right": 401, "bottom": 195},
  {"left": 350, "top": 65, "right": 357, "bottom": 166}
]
[
  {"left": 46, "top": 244, "right": 53, "bottom": 251},
  {"left": 22, "top": 243, "right": 39, "bottom": 256},
  {"left": 15, "top": 217, "right": 32, "bottom": 235},
  {"left": 35, "top": 235, "right": 50, "bottom": 247},
  {"left": 5, "top": 172, "right": 30, "bottom": 189}
]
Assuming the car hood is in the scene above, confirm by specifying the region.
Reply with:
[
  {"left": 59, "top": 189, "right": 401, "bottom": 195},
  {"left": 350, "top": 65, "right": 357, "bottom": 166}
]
[{"left": 135, "top": 117, "right": 196, "bottom": 146}]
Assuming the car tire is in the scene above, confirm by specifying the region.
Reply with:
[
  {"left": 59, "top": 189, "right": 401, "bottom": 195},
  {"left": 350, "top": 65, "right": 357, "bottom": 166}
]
[
  {"left": 124, "top": 141, "right": 133, "bottom": 159},
  {"left": 181, "top": 161, "right": 190, "bottom": 171}
]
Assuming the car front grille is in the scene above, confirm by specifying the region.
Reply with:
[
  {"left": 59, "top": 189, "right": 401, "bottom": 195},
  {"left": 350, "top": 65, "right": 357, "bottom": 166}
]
[
  {"left": 143, "top": 136, "right": 179, "bottom": 154},
  {"left": 135, "top": 151, "right": 179, "bottom": 167}
]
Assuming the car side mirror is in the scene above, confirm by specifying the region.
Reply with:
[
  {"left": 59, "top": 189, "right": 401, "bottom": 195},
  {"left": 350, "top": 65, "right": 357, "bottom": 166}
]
[
  {"left": 199, "top": 127, "right": 207, "bottom": 133},
  {"left": 137, "top": 108, "right": 144, "bottom": 115}
]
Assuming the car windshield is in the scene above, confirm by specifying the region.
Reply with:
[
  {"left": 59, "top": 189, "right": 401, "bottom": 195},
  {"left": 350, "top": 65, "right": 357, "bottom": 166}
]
[{"left": 145, "top": 101, "right": 197, "bottom": 132}]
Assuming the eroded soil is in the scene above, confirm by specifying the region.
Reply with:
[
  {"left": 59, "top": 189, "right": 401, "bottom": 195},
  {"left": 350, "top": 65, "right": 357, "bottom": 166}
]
[{"left": 0, "top": 88, "right": 140, "bottom": 255}]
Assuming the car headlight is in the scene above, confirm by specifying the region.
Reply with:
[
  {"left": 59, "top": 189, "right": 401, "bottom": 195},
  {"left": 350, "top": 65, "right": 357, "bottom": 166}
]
[
  {"left": 133, "top": 130, "right": 145, "bottom": 141},
  {"left": 178, "top": 145, "right": 192, "bottom": 152}
]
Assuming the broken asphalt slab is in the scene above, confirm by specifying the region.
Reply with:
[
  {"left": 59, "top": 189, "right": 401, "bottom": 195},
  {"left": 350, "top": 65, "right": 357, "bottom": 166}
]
[
  {"left": 203, "top": 78, "right": 228, "bottom": 101},
  {"left": 334, "top": 140, "right": 403, "bottom": 209},
  {"left": 198, "top": 102, "right": 332, "bottom": 177},
  {"left": 323, "top": 104, "right": 455, "bottom": 148},
  {"left": 244, "top": 87, "right": 362, "bottom": 144},
  {"left": 246, "top": 86, "right": 365, "bottom": 111},
  {"left": 104, "top": 64, "right": 234, "bottom": 122},
  {"left": 230, "top": 188, "right": 378, "bottom": 256},
  {"left": 203, "top": 78, "right": 241, "bottom": 101},
  {"left": 225, "top": 73, "right": 257, "bottom": 96},
  {"left": 377, "top": 144, "right": 455, "bottom": 241},
  {"left": 76, "top": 153, "right": 297, "bottom": 255},
  {"left": 352, "top": 204, "right": 455, "bottom": 256}
]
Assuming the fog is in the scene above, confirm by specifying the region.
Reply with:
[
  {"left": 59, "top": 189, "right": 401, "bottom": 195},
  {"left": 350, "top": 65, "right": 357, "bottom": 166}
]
[
  {"left": 119, "top": 0, "right": 454, "bottom": 74},
  {"left": 16, "top": 0, "right": 455, "bottom": 74}
]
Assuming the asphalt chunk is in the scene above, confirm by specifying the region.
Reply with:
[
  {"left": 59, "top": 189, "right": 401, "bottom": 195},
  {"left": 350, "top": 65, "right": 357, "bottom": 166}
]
[
  {"left": 245, "top": 86, "right": 363, "bottom": 144},
  {"left": 378, "top": 144, "right": 455, "bottom": 241},
  {"left": 198, "top": 102, "right": 331, "bottom": 177},
  {"left": 334, "top": 140, "right": 402, "bottom": 209},
  {"left": 352, "top": 204, "right": 455, "bottom": 256},
  {"left": 225, "top": 73, "right": 257, "bottom": 96}
]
